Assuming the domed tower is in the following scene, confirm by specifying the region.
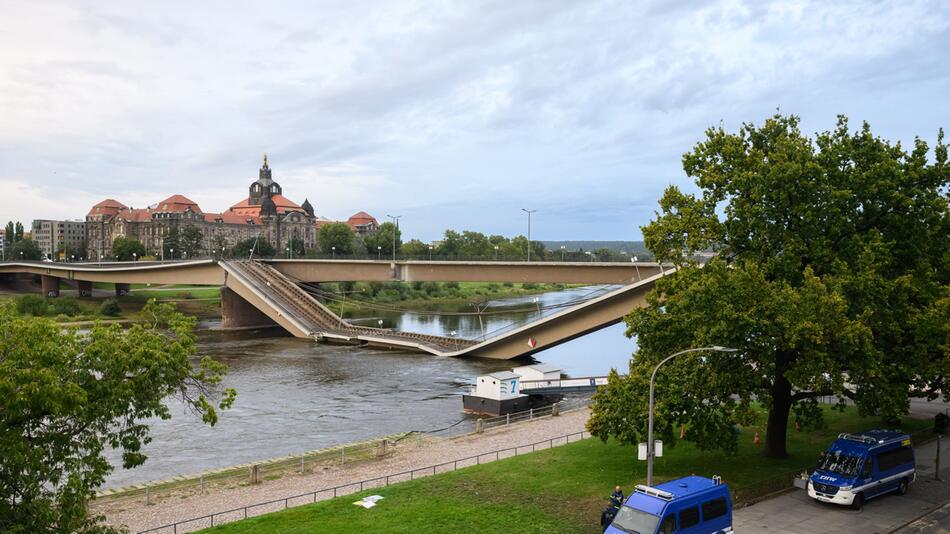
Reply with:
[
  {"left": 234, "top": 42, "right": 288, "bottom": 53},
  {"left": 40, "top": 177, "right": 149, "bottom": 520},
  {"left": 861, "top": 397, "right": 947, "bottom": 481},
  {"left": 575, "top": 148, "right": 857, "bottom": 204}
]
[
  {"left": 248, "top": 154, "right": 282, "bottom": 205},
  {"left": 301, "top": 198, "right": 314, "bottom": 217},
  {"left": 259, "top": 195, "right": 278, "bottom": 218}
]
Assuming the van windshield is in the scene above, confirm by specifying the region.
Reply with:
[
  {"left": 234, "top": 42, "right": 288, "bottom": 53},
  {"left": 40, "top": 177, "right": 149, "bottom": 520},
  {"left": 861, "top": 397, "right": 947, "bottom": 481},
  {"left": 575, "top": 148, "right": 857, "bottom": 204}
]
[
  {"left": 816, "top": 451, "right": 863, "bottom": 477},
  {"left": 611, "top": 505, "right": 661, "bottom": 534}
]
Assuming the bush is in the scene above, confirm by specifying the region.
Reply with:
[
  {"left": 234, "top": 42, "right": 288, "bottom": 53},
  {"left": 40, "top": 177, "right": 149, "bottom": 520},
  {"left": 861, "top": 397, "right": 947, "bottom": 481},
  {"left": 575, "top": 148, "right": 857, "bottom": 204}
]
[
  {"left": 16, "top": 295, "right": 48, "bottom": 316},
  {"left": 502, "top": 282, "right": 514, "bottom": 288},
  {"left": 99, "top": 298, "right": 121, "bottom": 317},
  {"left": 49, "top": 299, "right": 83, "bottom": 317},
  {"left": 422, "top": 282, "right": 441, "bottom": 295},
  {"left": 522, "top": 282, "right": 539, "bottom": 290},
  {"left": 175, "top": 292, "right": 194, "bottom": 300},
  {"left": 444, "top": 281, "right": 460, "bottom": 290}
]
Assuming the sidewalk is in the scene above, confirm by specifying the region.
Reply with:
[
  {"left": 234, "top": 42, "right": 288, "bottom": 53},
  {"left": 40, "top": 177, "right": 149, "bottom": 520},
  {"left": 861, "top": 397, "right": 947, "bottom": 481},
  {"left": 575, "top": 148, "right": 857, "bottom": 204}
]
[
  {"left": 95, "top": 407, "right": 592, "bottom": 533},
  {"left": 734, "top": 436, "right": 950, "bottom": 533}
]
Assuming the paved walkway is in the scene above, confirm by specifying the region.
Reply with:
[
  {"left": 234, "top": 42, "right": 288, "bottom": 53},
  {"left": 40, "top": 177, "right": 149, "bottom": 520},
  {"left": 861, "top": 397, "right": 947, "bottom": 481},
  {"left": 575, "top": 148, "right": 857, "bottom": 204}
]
[{"left": 734, "top": 437, "right": 950, "bottom": 533}]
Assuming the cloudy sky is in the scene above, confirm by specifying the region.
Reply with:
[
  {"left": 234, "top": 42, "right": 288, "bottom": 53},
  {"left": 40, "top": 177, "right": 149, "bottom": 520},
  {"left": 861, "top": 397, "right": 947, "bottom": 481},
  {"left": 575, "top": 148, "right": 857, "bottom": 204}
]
[{"left": 1, "top": 0, "right": 948, "bottom": 241}]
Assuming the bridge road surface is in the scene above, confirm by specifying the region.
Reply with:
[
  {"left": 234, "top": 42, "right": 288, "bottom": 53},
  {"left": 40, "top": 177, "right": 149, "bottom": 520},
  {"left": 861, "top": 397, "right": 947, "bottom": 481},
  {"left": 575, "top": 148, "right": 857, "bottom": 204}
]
[{"left": 733, "top": 436, "right": 949, "bottom": 533}]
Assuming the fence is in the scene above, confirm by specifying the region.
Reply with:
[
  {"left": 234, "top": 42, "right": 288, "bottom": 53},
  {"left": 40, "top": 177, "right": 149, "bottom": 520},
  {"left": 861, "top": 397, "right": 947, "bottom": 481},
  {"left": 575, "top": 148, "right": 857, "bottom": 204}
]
[
  {"left": 96, "top": 397, "right": 593, "bottom": 508},
  {"left": 138, "top": 429, "right": 592, "bottom": 533}
]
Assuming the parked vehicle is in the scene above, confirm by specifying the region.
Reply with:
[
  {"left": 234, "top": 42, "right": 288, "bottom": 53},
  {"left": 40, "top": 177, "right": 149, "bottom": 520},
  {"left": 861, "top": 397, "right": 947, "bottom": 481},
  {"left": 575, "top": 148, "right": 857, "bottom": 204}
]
[
  {"left": 808, "top": 429, "right": 915, "bottom": 510},
  {"left": 606, "top": 475, "right": 732, "bottom": 534}
]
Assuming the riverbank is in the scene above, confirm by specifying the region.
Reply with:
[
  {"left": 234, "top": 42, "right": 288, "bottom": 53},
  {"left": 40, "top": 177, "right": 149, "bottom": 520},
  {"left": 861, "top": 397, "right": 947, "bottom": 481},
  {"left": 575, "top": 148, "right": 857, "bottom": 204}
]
[{"left": 94, "top": 406, "right": 593, "bottom": 533}]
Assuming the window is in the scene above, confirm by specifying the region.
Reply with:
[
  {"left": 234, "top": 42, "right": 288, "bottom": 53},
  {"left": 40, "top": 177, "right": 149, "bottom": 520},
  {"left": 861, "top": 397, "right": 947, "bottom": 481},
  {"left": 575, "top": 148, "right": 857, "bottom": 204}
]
[
  {"left": 876, "top": 446, "right": 914, "bottom": 471},
  {"left": 680, "top": 506, "right": 700, "bottom": 528},
  {"left": 702, "top": 497, "right": 727, "bottom": 521},
  {"left": 659, "top": 515, "right": 676, "bottom": 534}
]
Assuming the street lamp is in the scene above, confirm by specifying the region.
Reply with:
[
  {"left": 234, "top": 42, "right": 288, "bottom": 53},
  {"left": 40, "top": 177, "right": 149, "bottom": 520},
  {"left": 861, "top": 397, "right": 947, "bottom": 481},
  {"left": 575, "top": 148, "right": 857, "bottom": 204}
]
[
  {"left": 494, "top": 245, "right": 499, "bottom": 261},
  {"left": 132, "top": 252, "right": 137, "bottom": 262},
  {"left": 377, "top": 245, "right": 382, "bottom": 260},
  {"left": 646, "top": 346, "right": 738, "bottom": 485},
  {"left": 560, "top": 245, "right": 566, "bottom": 262},
  {"left": 331, "top": 246, "right": 336, "bottom": 259},
  {"left": 386, "top": 214, "right": 401, "bottom": 262},
  {"left": 428, "top": 245, "right": 433, "bottom": 261},
  {"left": 585, "top": 250, "right": 593, "bottom": 262},
  {"left": 170, "top": 248, "right": 174, "bottom": 261},
  {"left": 521, "top": 208, "right": 536, "bottom": 262}
]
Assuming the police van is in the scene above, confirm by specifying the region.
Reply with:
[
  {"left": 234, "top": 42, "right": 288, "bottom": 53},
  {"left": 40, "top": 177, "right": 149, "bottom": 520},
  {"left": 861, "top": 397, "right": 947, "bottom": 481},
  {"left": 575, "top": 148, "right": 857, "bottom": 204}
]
[
  {"left": 606, "top": 475, "right": 732, "bottom": 534},
  {"left": 808, "top": 429, "right": 915, "bottom": 510}
]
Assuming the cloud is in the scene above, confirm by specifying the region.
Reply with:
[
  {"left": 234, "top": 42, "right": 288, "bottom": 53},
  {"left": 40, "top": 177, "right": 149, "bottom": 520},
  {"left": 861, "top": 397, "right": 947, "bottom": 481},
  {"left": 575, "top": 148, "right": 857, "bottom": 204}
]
[{"left": 0, "top": 0, "right": 947, "bottom": 240}]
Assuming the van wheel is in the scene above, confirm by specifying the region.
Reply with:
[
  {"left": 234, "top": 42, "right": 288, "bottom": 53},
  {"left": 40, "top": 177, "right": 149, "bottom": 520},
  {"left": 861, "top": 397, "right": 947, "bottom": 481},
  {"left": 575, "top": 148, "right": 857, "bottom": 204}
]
[
  {"left": 851, "top": 492, "right": 864, "bottom": 510},
  {"left": 897, "top": 479, "right": 908, "bottom": 495}
]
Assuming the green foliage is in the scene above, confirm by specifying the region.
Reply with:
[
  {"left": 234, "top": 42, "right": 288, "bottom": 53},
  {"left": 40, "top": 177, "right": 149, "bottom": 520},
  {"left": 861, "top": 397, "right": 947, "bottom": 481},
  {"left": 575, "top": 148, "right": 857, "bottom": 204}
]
[
  {"left": 319, "top": 223, "right": 356, "bottom": 255},
  {"left": 10, "top": 239, "right": 42, "bottom": 260},
  {"left": 0, "top": 300, "right": 235, "bottom": 533},
  {"left": 401, "top": 239, "right": 430, "bottom": 258},
  {"left": 14, "top": 222, "right": 24, "bottom": 242},
  {"left": 112, "top": 236, "right": 147, "bottom": 261},
  {"left": 48, "top": 298, "right": 83, "bottom": 317},
  {"left": 285, "top": 237, "right": 305, "bottom": 258},
  {"left": 230, "top": 237, "right": 276, "bottom": 258},
  {"left": 98, "top": 298, "right": 121, "bottom": 317},
  {"left": 60, "top": 241, "right": 87, "bottom": 261},
  {"left": 15, "top": 295, "right": 47, "bottom": 316},
  {"left": 3, "top": 221, "right": 13, "bottom": 244},
  {"left": 591, "top": 114, "right": 950, "bottom": 459},
  {"left": 364, "top": 222, "right": 401, "bottom": 257},
  {"left": 178, "top": 225, "right": 203, "bottom": 258}
]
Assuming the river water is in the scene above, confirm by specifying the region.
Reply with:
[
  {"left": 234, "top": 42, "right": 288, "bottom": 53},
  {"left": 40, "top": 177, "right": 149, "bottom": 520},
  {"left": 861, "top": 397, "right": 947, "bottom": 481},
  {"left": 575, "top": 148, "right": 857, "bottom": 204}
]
[{"left": 103, "top": 286, "right": 637, "bottom": 489}]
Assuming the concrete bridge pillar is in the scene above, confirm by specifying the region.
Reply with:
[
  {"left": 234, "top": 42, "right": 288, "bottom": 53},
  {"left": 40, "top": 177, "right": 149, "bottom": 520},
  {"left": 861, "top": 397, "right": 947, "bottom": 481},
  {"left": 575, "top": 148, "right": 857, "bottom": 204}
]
[
  {"left": 220, "top": 287, "right": 276, "bottom": 329},
  {"left": 115, "top": 283, "right": 131, "bottom": 297},
  {"left": 41, "top": 275, "right": 60, "bottom": 298},
  {"left": 77, "top": 280, "right": 94, "bottom": 298}
]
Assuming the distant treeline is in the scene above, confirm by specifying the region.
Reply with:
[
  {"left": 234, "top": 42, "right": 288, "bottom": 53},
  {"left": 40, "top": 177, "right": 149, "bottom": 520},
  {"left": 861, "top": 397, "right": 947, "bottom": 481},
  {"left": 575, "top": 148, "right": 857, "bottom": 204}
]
[{"left": 543, "top": 241, "right": 650, "bottom": 255}]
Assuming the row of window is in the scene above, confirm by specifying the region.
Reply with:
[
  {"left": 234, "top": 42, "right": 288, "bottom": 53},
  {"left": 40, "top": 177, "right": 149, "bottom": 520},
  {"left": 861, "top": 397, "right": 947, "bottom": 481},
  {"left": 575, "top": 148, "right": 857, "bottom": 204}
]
[
  {"left": 659, "top": 497, "right": 728, "bottom": 533},
  {"left": 877, "top": 446, "right": 914, "bottom": 472}
]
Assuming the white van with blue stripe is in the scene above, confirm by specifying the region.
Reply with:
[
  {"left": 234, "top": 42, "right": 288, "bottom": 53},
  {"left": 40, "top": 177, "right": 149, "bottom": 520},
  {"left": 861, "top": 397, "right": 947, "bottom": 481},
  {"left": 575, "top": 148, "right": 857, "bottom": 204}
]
[{"left": 807, "top": 429, "right": 916, "bottom": 510}]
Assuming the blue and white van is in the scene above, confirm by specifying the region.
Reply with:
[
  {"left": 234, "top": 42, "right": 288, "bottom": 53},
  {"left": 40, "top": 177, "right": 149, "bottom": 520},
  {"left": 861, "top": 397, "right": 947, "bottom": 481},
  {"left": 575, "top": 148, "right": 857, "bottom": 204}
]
[
  {"left": 808, "top": 429, "right": 916, "bottom": 509},
  {"left": 606, "top": 475, "right": 732, "bottom": 534}
]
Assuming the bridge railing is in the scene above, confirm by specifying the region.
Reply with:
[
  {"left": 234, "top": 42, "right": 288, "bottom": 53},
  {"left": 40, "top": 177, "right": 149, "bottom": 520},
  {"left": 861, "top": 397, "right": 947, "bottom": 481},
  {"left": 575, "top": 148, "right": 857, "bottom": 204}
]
[{"left": 519, "top": 376, "right": 610, "bottom": 392}]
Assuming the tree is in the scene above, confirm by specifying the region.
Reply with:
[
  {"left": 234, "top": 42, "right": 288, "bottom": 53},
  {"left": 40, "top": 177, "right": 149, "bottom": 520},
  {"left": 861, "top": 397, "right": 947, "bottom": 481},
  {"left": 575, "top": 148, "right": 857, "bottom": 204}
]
[
  {"left": 364, "top": 222, "right": 401, "bottom": 258},
  {"left": 589, "top": 114, "right": 950, "bottom": 459},
  {"left": 162, "top": 227, "right": 180, "bottom": 259},
  {"left": 231, "top": 237, "right": 275, "bottom": 258},
  {"left": 3, "top": 222, "right": 13, "bottom": 245},
  {"left": 284, "top": 237, "right": 305, "bottom": 258},
  {"left": 61, "top": 241, "right": 87, "bottom": 261},
  {"left": 0, "top": 299, "right": 235, "bottom": 532},
  {"left": 10, "top": 239, "right": 42, "bottom": 260},
  {"left": 401, "top": 239, "right": 430, "bottom": 258},
  {"left": 179, "top": 225, "right": 203, "bottom": 258},
  {"left": 435, "top": 230, "right": 463, "bottom": 257},
  {"left": 112, "top": 237, "right": 146, "bottom": 262},
  {"left": 14, "top": 222, "right": 23, "bottom": 242},
  {"left": 319, "top": 223, "right": 356, "bottom": 255}
]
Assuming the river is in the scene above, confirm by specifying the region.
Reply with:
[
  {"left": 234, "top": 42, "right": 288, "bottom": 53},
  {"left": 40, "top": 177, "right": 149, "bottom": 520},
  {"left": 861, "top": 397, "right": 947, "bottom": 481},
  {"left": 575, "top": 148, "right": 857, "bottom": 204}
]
[{"left": 102, "top": 286, "right": 637, "bottom": 489}]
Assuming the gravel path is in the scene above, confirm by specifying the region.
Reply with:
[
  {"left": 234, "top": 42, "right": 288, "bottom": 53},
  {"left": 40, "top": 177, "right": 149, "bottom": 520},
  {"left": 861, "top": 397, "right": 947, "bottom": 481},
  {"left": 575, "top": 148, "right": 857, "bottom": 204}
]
[{"left": 95, "top": 407, "right": 592, "bottom": 533}]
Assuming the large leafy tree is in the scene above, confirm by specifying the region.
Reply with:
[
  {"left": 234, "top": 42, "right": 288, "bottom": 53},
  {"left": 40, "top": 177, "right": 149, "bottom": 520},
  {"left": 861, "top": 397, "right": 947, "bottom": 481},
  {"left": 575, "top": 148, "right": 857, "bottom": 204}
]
[
  {"left": 319, "top": 223, "right": 357, "bottom": 255},
  {"left": 112, "top": 236, "right": 146, "bottom": 262},
  {"left": 363, "top": 222, "right": 402, "bottom": 258},
  {"left": 9, "top": 239, "right": 43, "bottom": 260},
  {"left": 178, "top": 225, "right": 204, "bottom": 258},
  {"left": 0, "top": 300, "right": 236, "bottom": 532},
  {"left": 589, "top": 115, "right": 950, "bottom": 458}
]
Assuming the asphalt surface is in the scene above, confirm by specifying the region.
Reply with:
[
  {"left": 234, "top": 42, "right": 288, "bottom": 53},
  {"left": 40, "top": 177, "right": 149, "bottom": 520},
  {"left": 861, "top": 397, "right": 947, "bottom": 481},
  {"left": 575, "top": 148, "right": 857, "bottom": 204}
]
[{"left": 734, "top": 436, "right": 949, "bottom": 533}]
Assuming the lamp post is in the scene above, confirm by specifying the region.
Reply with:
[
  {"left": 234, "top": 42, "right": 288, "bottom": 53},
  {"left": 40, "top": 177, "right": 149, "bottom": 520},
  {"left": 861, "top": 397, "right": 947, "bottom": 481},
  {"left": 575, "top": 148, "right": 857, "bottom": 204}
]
[
  {"left": 428, "top": 245, "right": 433, "bottom": 261},
  {"left": 494, "top": 245, "right": 499, "bottom": 261},
  {"left": 331, "top": 246, "right": 336, "bottom": 260},
  {"left": 560, "top": 245, "right": 566, "bottom": 261},
  {"left": 170, "top": 248, "right": 174, "bottom": 261},
  {"left": 386, "top": 214, "right": 401, "bottom": 262},
  {"left": 377, "top": 245, "right": 382, "bottom": 261},
  {"left": 646, "top": 346, "right": 738, "bottom": 485},
  {"left": 585, "top": 250, "right": 593, "bottom": 262},
  {"left": 521, "top": 208, "right": 536, "bottom": 261},
  {"left": 132, "top": 252, "right": 137, "bottom": 262}
]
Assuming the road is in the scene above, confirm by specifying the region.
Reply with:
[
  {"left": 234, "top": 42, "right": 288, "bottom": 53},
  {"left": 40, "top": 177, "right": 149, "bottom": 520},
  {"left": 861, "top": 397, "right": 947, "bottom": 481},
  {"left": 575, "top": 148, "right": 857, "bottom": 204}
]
[{"left": 734, "top": 436, "right": 949, "bottom": 533}]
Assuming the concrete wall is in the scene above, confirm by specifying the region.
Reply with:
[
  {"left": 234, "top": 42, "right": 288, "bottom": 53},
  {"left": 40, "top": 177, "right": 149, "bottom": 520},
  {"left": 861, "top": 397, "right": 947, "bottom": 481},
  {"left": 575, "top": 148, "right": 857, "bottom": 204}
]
[{"left": 220, "top": 287, "right": 278, "bottom": 329}]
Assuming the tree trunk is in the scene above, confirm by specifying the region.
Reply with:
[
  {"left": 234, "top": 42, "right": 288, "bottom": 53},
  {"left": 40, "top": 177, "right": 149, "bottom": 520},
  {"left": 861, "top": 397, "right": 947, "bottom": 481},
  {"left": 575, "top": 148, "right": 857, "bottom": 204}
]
[{"left": 765, "top": 373, "right": 792, "bottom": 458}]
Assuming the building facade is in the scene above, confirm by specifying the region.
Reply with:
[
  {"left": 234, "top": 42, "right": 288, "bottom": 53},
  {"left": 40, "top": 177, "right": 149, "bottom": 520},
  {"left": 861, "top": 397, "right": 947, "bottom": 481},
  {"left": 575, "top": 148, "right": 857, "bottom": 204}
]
[
  {"left": 0, "top": 228, "right": 5, "bottom": 260},
  {"left": 87, "top": 157, "right": 327, "bottom": 260},
  {"left": 31, "top": 219, "right": 86, "bottom": 260}
]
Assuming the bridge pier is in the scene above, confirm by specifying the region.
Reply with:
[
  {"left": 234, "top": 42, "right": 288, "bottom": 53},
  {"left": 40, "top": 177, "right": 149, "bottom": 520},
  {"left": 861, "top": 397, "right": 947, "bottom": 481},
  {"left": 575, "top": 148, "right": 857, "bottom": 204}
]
[
  {"left": 41, "top": 275, "right": 60, "bottom": 298},
  {"left": 220, "top": 287, "right": 276, "bottom": 329},
  {"left": 77, "top": 280, "right": 94, "bottom": 298},
  {"left": 115, "top": 283, "right": 131, "bottom": 297}
]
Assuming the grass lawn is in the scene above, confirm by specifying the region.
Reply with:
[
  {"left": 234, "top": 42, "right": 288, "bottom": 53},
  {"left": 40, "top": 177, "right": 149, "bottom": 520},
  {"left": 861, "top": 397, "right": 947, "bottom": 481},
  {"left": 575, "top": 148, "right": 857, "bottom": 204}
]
[{"left": 200, "top": 407, "right": 930, "bottom": 534}]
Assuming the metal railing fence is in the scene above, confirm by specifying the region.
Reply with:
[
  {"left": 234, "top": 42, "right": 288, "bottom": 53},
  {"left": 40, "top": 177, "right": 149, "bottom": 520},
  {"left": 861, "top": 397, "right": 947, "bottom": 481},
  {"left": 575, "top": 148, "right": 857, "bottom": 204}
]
[
  {"left": 137, "top": 429, "right": 592, "bottom": 533},
  {"left": 96, "top": 398, "right": 593, "bottom": 507}
]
